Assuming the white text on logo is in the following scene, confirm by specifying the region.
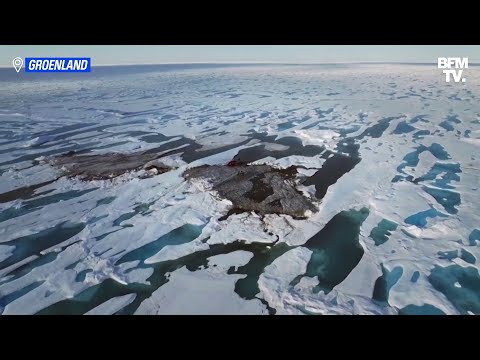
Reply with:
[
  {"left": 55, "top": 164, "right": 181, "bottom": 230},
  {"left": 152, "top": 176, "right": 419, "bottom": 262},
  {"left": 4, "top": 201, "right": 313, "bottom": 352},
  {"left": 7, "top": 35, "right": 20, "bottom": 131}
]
[{"left": 438, "top": 57, "right": 468, "bottom": 83}]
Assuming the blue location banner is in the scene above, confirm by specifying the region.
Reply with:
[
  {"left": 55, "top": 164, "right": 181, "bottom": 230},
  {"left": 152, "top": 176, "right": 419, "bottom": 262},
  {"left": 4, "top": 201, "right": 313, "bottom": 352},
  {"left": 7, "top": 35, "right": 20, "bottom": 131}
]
[{"left": 25, "top": 58, "right": 91, "bottom": 72}]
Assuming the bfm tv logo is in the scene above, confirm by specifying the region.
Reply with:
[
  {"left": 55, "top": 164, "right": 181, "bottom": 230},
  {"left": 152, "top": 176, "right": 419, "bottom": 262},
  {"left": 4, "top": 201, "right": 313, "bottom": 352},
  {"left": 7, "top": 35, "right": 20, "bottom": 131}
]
[{"left": 438, "top": 57, "right": 468, "bottom": 83}]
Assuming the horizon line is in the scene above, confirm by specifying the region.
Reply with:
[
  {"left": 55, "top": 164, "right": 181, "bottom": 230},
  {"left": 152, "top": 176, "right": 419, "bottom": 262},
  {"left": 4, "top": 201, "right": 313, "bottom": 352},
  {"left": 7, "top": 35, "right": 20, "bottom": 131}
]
[{"left": 1, "top": 60, "right": 478, "bottom": 69}]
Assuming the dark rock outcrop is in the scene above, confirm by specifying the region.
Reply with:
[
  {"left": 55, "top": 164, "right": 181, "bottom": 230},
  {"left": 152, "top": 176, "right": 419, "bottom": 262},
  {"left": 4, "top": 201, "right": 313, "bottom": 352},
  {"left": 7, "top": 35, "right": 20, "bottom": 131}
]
[
  {"left": 184, "top": 164, "right": 317, "bottom": 219},
  {"left": 51, "top": 151, "right": 171, "bottom": 180}
]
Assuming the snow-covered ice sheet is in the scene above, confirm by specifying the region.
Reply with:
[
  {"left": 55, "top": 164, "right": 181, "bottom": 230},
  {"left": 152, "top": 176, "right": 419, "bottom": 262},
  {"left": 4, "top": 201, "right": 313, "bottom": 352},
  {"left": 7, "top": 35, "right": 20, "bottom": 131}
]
[
  {"left": 135, "top": 251, "right": 266, "bottom": 315},
  {"left": 85, "top": 294, "right": 137, "bottom": 315}
]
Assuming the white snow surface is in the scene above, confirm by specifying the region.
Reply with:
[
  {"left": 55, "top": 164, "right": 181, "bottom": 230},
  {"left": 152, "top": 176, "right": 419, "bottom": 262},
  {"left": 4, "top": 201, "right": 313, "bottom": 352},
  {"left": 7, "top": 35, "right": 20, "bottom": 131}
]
[
  {"left": 135, "top": 251, "right": 266, "bottom": 315},
  {"left": 85, "top": 294, "right": 137, "bottom": 315}
]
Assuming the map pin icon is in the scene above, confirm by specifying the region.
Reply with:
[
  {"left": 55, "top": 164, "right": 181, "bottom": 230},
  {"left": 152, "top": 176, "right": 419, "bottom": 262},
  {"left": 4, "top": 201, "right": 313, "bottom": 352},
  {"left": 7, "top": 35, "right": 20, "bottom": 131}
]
[{"left": 13, "top": 57, "right": 23, "bottom": 73}]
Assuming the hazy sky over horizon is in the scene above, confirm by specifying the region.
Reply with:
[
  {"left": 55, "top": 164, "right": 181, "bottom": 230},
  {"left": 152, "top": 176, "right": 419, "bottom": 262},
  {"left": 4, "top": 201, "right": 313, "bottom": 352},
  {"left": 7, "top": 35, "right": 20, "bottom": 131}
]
[{"left": 1, "top": 45, "right": 479, "bottom": 67}]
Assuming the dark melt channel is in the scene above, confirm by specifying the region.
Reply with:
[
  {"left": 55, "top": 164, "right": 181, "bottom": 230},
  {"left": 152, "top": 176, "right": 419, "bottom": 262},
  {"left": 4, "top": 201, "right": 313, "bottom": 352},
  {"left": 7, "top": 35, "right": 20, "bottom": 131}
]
[
  {"left": 228, "top": 243, "right": 294, "bottom": 300},
  {"left": 0, "top": 222, "right": 86, "bottom": 272},
  {"left": 0, "top": 179, "right": 58, "bottom": 204},
  {"left": 303, "top": 153, "right": 360, "bottom": 199},
  {"left": 0, "top": 188, "right": 98, "bottom": 224},
  {"left": 232, "top": 135, "right": 325, "bottom": 164},
  {"left": 357, "top": 117, "right": 399, "bottom": 140},
  {"left": 143, "top": 133, "right": 264, "bottom": 164},
  {"left": 290, "top": 208, "right": 370, "bottom": 294},
  {"left": 116, "top": 223, "right": 206, "bottom": 265},
  {"left": 301, "top": 136, "right": 361, "bottom": 199}
]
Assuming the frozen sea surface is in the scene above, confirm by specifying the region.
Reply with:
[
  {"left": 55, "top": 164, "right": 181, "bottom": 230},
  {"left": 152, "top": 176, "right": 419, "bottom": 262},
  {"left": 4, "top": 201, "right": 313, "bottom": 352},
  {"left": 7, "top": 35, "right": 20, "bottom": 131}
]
[{"left": 0, "top": 63, "right": 479, "bottom": 315}]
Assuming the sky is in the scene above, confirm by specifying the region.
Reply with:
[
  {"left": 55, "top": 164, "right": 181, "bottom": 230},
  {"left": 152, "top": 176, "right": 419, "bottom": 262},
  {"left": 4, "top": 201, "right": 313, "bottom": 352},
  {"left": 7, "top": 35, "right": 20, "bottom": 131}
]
[{"left": 0, "top": 45, "right": 479, "bottom": 67}]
